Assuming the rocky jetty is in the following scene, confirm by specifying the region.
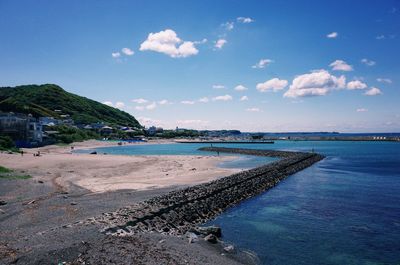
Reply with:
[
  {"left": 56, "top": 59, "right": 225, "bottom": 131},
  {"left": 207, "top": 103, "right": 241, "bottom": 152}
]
[{"left": 96, "top": 147, "right": 324, "bottom": 236}]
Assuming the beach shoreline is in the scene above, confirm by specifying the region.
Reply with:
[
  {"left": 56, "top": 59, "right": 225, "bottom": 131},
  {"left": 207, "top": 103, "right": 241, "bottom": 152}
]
[{"left": 0, "top": 140, "right": 248, "bottom": 265}]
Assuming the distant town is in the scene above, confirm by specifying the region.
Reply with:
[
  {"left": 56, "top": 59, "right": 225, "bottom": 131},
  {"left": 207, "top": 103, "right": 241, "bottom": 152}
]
[{"left": 1, "top": 111, "right": 399, "bottom": 150}]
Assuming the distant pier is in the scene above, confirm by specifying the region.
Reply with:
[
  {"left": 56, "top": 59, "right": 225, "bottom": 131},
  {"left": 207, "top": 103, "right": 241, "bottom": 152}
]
[{"left": 175, "top": 140, "right": 274, "bottom": 144}]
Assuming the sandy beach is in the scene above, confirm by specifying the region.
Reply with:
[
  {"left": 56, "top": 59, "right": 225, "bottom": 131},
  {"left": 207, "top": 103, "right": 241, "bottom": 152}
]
[
  {"left": 1, "top": 140, "right": 238, "bottom": 193},
  {"left": 0, "top": 140, "right": 248, "bottom": 265}
]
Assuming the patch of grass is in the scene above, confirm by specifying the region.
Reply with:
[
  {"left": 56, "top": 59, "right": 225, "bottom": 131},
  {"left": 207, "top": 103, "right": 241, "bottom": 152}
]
[
  {"left": 0, "top": 174, "right": 31, "bottom": 180},
  {"left": 55, "top": 142, "right": 69, "bottom": 146},
  {"left": 0, "top": 166, "right": 31, "bottom": 179},
  {"left": 0, "top": 166, "right": 13, "bottom": 173}
]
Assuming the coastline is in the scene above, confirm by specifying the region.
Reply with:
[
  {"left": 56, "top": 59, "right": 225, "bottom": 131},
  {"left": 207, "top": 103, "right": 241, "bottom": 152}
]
[
  {"left": 0, "top": 141, "right": 323, "bottom": 265},
  {"left": 0, "top": 140, "right": 246, "bottom": 265}
]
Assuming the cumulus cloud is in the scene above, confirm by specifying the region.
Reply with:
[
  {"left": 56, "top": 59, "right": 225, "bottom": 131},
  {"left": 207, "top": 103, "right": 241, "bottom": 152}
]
[
  {"left": 103, "top": 101, "right": 125, "bottom": 109},
  {"left": 212, "top": 84, "right": 225, "bottom": 89},
  {"left": 361, "top": 58, "right": 375, "bottom": 66},
  {"left": 115, "top": 102, "right": 125, "bottom": 109},
  {"left": 121, "top": 48, "right": 134, "bottom": 56},
  {"left": 139, "top": 29, "right": 198, "bottom": 58},
  {"left": 222, "top": 21, "right": 234, "bottom": 31},
  {"left": 377, "top": 78, "right": 392, "bottom": 84},
  {"left": 132, "top": 98, "right": 148, "bottom": 104},
  {"left": 256, "top": 78, "right": 288, "bottom": 92},
  {"left": 137, "top": 117, "right": 162, "bottom": 127},
  {"left": 176, "top": 119, "right": 209, "bottom": 127},
  {"left": 347, "top": 80, "right": 368, "bottom": 90},
  {"left": 246, "top": 107, "right": 261, "bottom": 112},
  {"left": 364, "top": 87, "right": 382, "bottom": 96},
  {"left": 214, "top": 39, "right": 227, "bottom": 49},
  {"left": 103, "top": 101, "right": 114, "bottom": 107},
  {"left": 240, "top": 95, "right": 249, "bottom": 101},
  {"left": 135, "top": 102, "right": 157, "bottom": 111},
  {"left": 237, "top": 17, "right": 254, "bottom": 23},
  {"left": 146, "top": 102, "right": 157, "bottom": 110},
  {"left": 356, "top": 108, "right": 368, "bottom": 112},
  {"left": 212, "top": 94, "right": 233, "bottom": 101},
  {"left": 327, "top": 32, "right": 338, "bottom": 38},
  {"left": 135, "top": 106, "right": 144, "bottom": 111},
  {"left": 158, "top": 99, "right": 171, "bottom": 105},
  {"left": 284, "top": 69, "right": 346, "bottom": 98},
  {"left": 198, "top": 97, "right": 209, "bottom": 103},
  {"left": 111, "top": 52, "right": 121, "bottom": 58},
  {"left": 181, "top": 100, "right": 195, "bottom": 105},
  {"left": 330, "top": 60, "right": 353, "bottom": 71},
  {"left": 252, "top": 59, "right": 273, "bottom": 69},
  {"left": 234, "top": 85, "right": 248, "bottom": 91},
  {"left": 194, "top": 38, "right": 208, "bottom": 44}
]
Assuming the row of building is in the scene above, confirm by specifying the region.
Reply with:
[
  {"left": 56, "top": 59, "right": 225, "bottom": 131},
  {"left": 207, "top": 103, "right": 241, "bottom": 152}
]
[{"left": 0, "top": 112, "right": 144, "bottom": 147}]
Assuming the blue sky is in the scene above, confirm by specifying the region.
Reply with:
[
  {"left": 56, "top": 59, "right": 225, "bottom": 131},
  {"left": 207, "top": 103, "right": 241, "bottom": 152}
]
[{"left": 1, "top": 0, "right": 399, "bottom": 132}]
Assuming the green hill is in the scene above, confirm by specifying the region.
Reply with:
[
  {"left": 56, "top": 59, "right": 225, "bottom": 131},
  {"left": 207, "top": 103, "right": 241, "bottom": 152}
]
[{"left": 0, "top": 84, "right": 141, "bottom": 128}]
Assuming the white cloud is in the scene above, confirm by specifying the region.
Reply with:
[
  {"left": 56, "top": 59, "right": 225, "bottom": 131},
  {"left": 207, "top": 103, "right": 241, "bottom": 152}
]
[
  {"left": 376, "top": 35, "right": 385, "bottom": 40},
  {"left": 356, "top": 108, "right": 368, "bottom": 112},
  {"left": 212, "top": 94, "right": 233, "bottom": 101},
  {"left": 111, "top": 52, "right": 121, "bottom": 58},
  {"left": 181, "top": 100, "right": 195, "bottom": 105},
  {"left": 327, "top": 32, "right": 338, "bottom": 38},
  {"left": 135, "top": 106, "right": 145, "bottom": 111},
  {"left": 115, "top": 102, "right": 125, "bottom": 109},
  {"left": 222, "top": 22, "right": 234, "bottom": 31},
  {"left": 212, "top": 84, "right": 225, "bottom": 89},
  {"left": 234, "top": 85, "right": 248, "bottom": 91},
  {"left": 198, "top": 97, "right": 209, "bottom": 103},
  {"left": 176, "top": 119, "right": 209, "bottom": 127},
  {"left": 361, "top": 58, "right": 376, "bottom": 66},
  {"left": 138, "top": 117, "right": 162, "bottom": 127},
  {"left": 214, "top": 39, "right": 227, "bottom": 49},
  {"left": 252, "top": 59, "right": 273, "bottom": 69},
  {"left": 240, "top": 95, "right": 249, "bottom": 101},
  {"left": 103, "top": 101, "right": 114, "bottom": 107},
  {"left": 132, "top": 98, "right": 148, "bottom": 104},
  {"left": 158, "top": 99, "right": 171, "bottom": 105},
  {"left": 121, "top": 48, "right": 134, "bottom": 56},
  {"left": 329, "top": 60, "right": 353, "bottom": 71},
  {"left": 237, "top": 17, "right": 254, "bottom": 23},
  {"left": 284, "top": 69, "right": 346, "bottom": 98},
  {"left": 139, "top": 29, "right": 198, "bottom": 58},
  {"left": 145, "top": 102, "right": 157, "bottom": 110},
  {"left": 194, "top": 38, "right": 208, "bottom": 44},
  {"left": 347, "top": 80, "right": 367, "bottom": 90},
  {"left": 364, "top": 87, "right": 382, "bottom": 96},
  {"left": 136, "top": 102, "right": 157, "bottom": 110},
  {"left": 377, "top": 78, "right": 392, "bottom": 84},
  {"left": 256, "top": 78, "right": 288, "bottom": 92},
  {"left": 246, "top": 107, "right": 261, "bottom": 112}
]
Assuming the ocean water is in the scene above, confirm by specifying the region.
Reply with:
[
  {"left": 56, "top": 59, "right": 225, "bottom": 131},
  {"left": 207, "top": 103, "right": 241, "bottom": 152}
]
[
  {"left": 81, "top": 141, "right": 400, "bottom": 264},
  {"left": 204, "top": 141, "right": 400, "bottom": 265},
  {"left": 76, "top": 142, "right": 278, "bottom": 169}
]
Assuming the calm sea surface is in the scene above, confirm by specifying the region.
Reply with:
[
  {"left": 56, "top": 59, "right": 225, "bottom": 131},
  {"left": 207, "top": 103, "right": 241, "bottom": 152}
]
[{"left": 82, "top": 141, "right": 400, "bottom": 264}]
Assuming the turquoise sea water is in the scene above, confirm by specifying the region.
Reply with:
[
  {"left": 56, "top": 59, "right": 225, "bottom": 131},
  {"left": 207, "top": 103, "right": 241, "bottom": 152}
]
[
  {"left": 81, "top": 141, "right": 400, "bottom": 264},
  {"left": 76, "top": 143, "right": 279, "bottom": 169}
]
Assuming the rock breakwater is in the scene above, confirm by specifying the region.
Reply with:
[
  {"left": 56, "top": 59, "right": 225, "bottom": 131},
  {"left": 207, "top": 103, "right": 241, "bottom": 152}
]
[{"left": 97, "top": 148, "right": 324, "bottom": 236}]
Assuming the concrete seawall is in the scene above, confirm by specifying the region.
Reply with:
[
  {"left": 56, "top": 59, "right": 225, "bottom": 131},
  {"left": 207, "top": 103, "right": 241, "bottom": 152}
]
[{"left": 98, "top": 148, "right": 324, "bottom": 236}]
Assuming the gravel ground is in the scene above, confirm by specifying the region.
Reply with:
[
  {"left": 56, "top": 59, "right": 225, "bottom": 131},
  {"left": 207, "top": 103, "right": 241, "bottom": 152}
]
[{"left": 0, "top": 177, "right": 254, "bottom": 265}]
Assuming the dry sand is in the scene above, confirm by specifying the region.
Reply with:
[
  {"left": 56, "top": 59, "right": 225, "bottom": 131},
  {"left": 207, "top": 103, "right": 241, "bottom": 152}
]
[{"left": 0, "top": 140, "right": 239, "bottom": 193}]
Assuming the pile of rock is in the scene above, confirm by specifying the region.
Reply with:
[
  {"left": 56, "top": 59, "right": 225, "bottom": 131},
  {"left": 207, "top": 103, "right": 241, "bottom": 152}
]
[{"left": 96, "top": 147, "right": 324, "bottom": 237}]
